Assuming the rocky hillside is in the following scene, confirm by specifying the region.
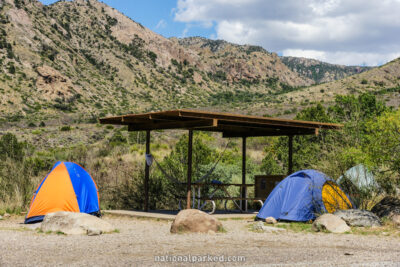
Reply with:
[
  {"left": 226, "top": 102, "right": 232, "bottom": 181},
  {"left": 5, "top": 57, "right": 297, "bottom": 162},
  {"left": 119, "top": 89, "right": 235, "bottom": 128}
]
[
  {"left": 176, "top": 37, "right": 313, "bottom": 86},
  {"left": 281, "top": 56, "right": 371, "bottom": 84},
  {"left": 0, "top": 0, "right": 397, "bottom": 125},
  {"left": 0, "top": 0, "right": 315, "bottom": 124},
  {"left": 280, "top": 57, "right": 400, "bottom": 109}
]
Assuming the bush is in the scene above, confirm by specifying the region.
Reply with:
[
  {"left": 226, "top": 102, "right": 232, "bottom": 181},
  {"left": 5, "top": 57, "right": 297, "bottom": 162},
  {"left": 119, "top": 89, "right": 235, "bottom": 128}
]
[
  {"left": 108, "top": 131, "right": 127, "bottom": 146},
  {"left": 0, "top": 133, "right": 25, "bottom": 161},
  {"left": 27, "top": 122, "right": 36, "bottom": 128},
  {"left": 60, "top": 125, "right": 72, "bottom": 131}
]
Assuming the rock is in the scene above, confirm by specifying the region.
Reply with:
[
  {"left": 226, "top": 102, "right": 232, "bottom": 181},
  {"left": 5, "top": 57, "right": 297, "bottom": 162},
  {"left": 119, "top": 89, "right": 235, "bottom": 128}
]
[
  {"left": 0, "top": 215, "right": 2, "bottom": 220},
  {"left": 35, "top": 65, "right": 78, "bottom": 101},
  {"left": 390, "top": 214, "right": 400, "bottom": 226},
  {"left": 170, "top": 209, "right": 223, "bottom": 234},
  {"left": 41, "top": 211, "right": 115, "bottom": 235},
  {"left": 265, "top": 217, "right": 277, "bottom": 224},
  {"left": 3, "top": 213, "right": 10, "bottom": 218},
  {"left": 261, "top": 226, "right": 285, "bottom": 233},
  {"left": 334, "top": 209, "right": 381, "bottom": 227},
  {"left": 371, "top": 196, "right": 400, "bottom": 218},
  {"left": 25, "top": 223, "right": 42, "bottom": 230},
  {"left": 252, "top": 221, "right": 264, "bottom": 231},
  {"left": 87, "top": 229, "right": 102, "bottom": 236},
  {"left": 252, "top": 222, "right": 285, "bottom": 233},
  {"left": 312, "top": 214, "right": 351, "bottom": 233}
]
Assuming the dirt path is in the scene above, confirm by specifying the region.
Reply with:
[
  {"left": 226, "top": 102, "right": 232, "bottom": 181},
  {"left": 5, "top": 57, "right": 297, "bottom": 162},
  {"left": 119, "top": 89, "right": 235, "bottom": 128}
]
[{"left": 0, "top": 215, "right": 399, "bottom": 266}]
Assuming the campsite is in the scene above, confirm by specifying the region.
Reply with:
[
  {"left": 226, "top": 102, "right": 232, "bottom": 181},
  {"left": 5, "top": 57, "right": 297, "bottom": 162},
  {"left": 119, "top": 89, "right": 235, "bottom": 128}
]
[
  {"left": 1, "top": 108, "right": 400, "bottom": 266},
  {"left": 1, "top": 0, "right": 400, "bottom": 266},
  {"left": 1, "top": 212, "right": 400, "bottom": 266}
]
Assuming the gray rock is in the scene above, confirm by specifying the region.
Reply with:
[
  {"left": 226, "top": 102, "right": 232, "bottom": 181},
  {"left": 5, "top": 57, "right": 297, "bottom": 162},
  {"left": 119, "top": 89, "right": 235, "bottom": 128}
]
[
  {"left": 334, "top": 209, "right": 381, "bottom": 227},
  {"left": 265, "top": 217, "right": 277, "bottom": 224},
  {"left": 25, "top": 223, "right": 42, "bottom": 230},
  {"left": 41, "top": 211, "right": 115, "bottom": 235},
  {"left": 390, "top": 214, "right": 400, "bottom": 226},
  {"left": 252, "top": 222, "right": 285, "bottom": 233},
  {"left": 87, "top": 229, "right": 102, "bottom": 236},
  {"left": 261, "top": 226, "right": 285, "bottom": 233},
  {"left": 312, "top": 214, "right": 351, "bottom": 233},
  {"left": 252, "top": 221, "right": 264, "bottom": 231},
  {"left": 170, "top": 209, "right": 223, "bottom": 234},
  {"left": 371, "top": 196, "right": 400, "bottom": 218}
]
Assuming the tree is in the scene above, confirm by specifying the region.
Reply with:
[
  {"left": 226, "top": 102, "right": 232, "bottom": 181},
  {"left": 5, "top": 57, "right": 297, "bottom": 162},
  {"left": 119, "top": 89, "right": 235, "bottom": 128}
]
[{"left": 364, "top": 109, "right": 400, "bottom": 193}]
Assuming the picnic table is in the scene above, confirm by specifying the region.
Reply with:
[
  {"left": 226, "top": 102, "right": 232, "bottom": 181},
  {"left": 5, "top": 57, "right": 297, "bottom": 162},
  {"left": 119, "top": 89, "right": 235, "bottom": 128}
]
[{"left": 178, "top": 182, "right": 264, "bottom": 214}]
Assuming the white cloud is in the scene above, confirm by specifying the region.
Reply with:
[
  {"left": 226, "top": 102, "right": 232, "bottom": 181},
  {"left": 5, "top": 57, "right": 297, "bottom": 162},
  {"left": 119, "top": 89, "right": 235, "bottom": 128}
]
[
  {"left": 155, "top": 19, "right": 167, "bottom": 29},
  {"left": 174, "top": 0, "right": 400, "bottom": 66}
]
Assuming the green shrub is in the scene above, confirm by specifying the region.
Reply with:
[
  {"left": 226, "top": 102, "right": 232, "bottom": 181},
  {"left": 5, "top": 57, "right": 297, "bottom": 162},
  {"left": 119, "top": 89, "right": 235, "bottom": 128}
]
[{"left": 60, "top": 125, "right": 72, "bottom": 131}]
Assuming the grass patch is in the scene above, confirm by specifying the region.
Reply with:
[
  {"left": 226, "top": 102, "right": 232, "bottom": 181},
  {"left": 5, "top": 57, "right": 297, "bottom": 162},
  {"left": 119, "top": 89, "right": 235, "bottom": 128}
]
[
  {"left": 217, "top": 225, "right": 227, "bottom": 233},
  {"left": 350, "top": 221, "right": 400, "bottom": 237},
  {"left": 274, "top": 222, "right": 313, "bottom": 233}
]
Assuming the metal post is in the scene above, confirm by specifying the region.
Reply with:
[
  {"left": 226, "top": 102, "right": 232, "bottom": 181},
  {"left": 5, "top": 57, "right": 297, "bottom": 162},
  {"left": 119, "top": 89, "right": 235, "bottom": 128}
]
[
  {"left": 288, "top": 135, "right": 293, "bottom": 175},
  {"left": 186, "top": 130, "right": 193, "bottom": 209},
  {"left": 144, "top": 130, "right": 150, "bottom": 212},
  {"left": 242, "top": 136, "right": 247, "bottom": 212}
]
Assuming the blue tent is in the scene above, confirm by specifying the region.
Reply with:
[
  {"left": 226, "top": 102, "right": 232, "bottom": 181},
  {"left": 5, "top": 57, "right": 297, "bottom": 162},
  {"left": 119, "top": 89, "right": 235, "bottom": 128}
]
[
  {"left": 25, "top": 162, "right": 100, "bottom": 224},
  {"left": 256, "top": 170, "right": 353, "bottom": 222}
]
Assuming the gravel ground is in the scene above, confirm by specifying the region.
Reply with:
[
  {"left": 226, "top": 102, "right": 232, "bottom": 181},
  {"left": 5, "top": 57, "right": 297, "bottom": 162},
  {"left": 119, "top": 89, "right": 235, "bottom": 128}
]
[{"left": 0, "top": 215, "right": 400, "bottom": 266}]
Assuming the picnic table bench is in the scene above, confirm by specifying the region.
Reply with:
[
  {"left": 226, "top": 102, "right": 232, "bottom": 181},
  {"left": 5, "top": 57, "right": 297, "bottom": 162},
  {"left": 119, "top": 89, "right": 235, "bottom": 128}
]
[{"left": 178, "top": 183, "right": 265, "bottom": 214}]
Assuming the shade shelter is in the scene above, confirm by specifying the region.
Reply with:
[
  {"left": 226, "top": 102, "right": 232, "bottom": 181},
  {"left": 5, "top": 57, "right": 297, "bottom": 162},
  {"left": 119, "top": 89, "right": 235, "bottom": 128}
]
[{"left": 100, "top": 109, "right": 342, "bottom": 212}]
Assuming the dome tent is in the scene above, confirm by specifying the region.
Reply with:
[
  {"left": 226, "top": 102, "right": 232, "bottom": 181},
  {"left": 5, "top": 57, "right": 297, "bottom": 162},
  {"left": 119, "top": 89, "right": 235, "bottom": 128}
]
[
  {"left": 337, "top": 164, "right": 377, "bottom": 190},
  {"left": 25, "top": 162, "right": 100, "bottom": 224},
  {"left": 256, "top": 170, "right": 353, "bottom": 222}
]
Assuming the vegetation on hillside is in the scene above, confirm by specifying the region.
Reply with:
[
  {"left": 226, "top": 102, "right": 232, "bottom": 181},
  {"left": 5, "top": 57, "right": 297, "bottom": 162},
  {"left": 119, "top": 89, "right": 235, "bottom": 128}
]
[{"left": 1, "top": 93, "right": 398, "bottom": 214}]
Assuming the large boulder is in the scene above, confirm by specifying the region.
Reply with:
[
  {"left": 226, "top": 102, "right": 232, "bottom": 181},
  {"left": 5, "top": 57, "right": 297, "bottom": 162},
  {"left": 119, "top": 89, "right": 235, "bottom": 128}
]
[
  {"left": 312, "top": 214, "right": 351, "bottom": 233},
  {"left": 334, "top": 209, "right": 381, "bottom": 227},
  {"left": 170, "top": 209, "right": 223, "bottom": 234},
  {"left": 371, "top": 196, "right": 400, "bottom": 218},
  {"left": 41, "top": 211, "right": 115, "bottom": 235}
]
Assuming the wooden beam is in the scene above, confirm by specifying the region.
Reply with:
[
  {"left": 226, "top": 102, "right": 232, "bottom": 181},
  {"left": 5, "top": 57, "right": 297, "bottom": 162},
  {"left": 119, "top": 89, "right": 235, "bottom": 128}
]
[
  {"left": 177, "top": 110, "right": 342, "bottom": 130},
  {"left": 222, "top": 128, "right": 316, "bottom": 138},
  {"left": 288, "top": 135, "right": 293, "bottom": 175},
  {"left": 128, "top": 119, "right": 218, "bottom": 131},
  {"left": 144, "top": 130, "right": 150, "bottom": 212},
  {"left": 186, "top": 130, "right": 193, "bottom": 209},
  {"left": 100, "top": 109, "right": 343, "bottom": 130},
  {"left": 242, "top": 137, "right": 247, "bottom": 212}
]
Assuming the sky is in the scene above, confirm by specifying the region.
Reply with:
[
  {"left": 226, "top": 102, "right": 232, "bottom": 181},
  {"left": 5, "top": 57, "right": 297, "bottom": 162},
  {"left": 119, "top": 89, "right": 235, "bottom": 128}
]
[{"left": 39, "top": 0, "right": 400, "bottom": 66}]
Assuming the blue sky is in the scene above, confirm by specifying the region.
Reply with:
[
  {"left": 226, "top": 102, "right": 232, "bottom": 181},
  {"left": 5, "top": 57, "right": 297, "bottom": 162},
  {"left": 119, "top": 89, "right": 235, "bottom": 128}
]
[
  {"left": 39, "top": 0, "right": 215, "bottom": 39},
  {"left": 38, "top": 0, "right": 400, "bottom": 66}
]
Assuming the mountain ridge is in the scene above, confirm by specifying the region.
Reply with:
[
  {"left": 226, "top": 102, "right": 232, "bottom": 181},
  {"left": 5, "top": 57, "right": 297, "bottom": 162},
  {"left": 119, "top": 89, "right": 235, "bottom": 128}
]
[{"left": 0, "top": 0, "right": 398, "bottom": 125}]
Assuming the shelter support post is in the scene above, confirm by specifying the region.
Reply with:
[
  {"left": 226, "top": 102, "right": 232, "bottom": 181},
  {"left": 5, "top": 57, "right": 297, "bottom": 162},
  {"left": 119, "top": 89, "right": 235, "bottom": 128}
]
[
  {"left": 186, "top": 130, "right": 193, "bottom": 209},
  {"left": 288, "top": 135, "right": 293, "bottom": 175},
  {"left": 241, "top": 137, "right": 247, "bottom": 211},
  {"left": 144, "top": 130, "right": 150, "bottom": 212}
]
